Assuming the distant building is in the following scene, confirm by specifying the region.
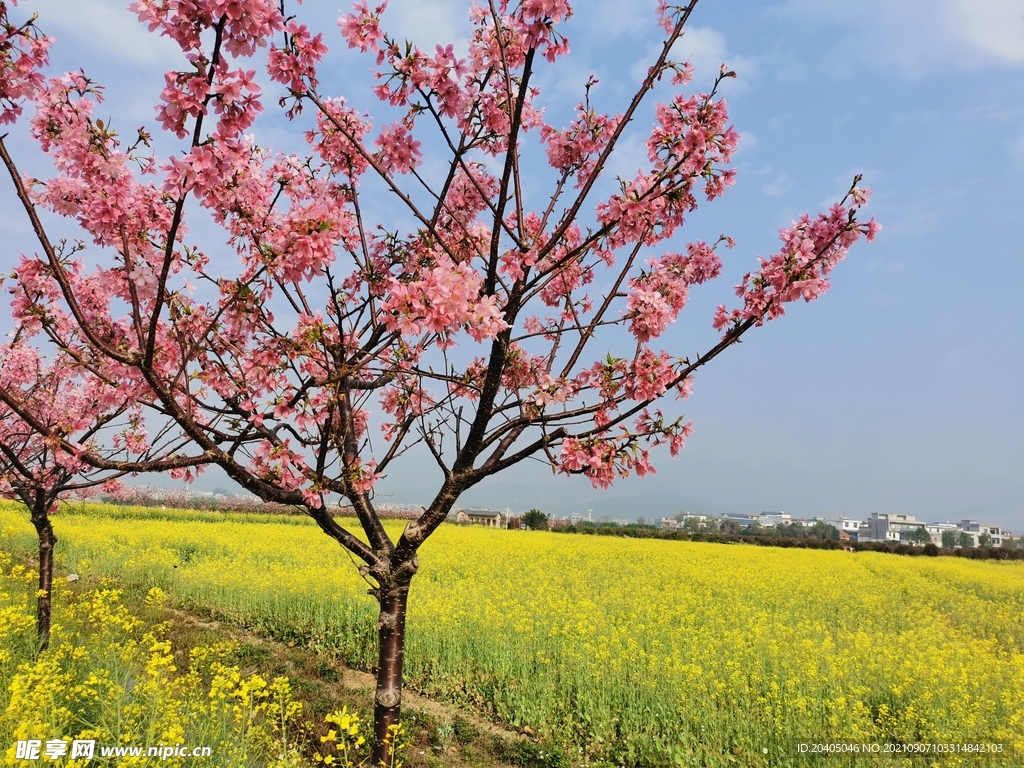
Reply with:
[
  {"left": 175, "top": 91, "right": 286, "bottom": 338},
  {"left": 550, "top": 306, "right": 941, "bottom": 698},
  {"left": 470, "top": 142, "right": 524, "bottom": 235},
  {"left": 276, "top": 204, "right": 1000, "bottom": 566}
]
[
  {"left": 455, "top": 509, "right": 503, "bottom": 528},
  {"left": 957, "top": 520, "right": 1005, "bottom": 547},
  {"left": 758, "top": 511, "right": 792, "bottom": 527},
  {"left": 825, "top": 517, "right": 866, "bottom": 541},
  {"left": 720, "top": 513, "right": 758, "bottom": 528},
  {"left": 858, "top": 516, "right": 1009, "bottom": 547},
  {"left": 660, "top": 515, "right": 709, "bottom": 529},
  {"left": 925, "top": 521, "right": 959, "bottom": 545},
  {"left": 864, "top": 512, "right": 926, "bottom": 543}
]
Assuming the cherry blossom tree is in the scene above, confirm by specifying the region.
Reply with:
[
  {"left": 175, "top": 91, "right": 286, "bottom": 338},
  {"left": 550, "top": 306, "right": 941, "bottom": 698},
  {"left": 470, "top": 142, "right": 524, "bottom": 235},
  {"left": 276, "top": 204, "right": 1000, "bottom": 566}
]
[
  {"left": 0, "top": 342, "right": 126, "bottom": 649},
  {"left": 0, "top": 0, "right": 877, "bottom": 759},
  {"left": 0, "top": 324, "right": 209, "bottom": 649}
]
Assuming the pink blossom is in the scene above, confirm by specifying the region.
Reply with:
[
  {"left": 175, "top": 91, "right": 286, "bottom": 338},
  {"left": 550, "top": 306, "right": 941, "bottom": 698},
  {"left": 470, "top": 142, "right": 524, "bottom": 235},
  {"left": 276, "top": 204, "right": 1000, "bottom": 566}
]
[
  {"left": 374, "top": 120, "right": 421, "bottom": 174},
  {"left": 350, "top": 459, "right": 382, "bottom": 493},
  {"left": 268, "top": 22, "right": 328, "bottom": 97},
  {"left": 339, "top": 1, "right": 386, "bottom": 53},
  {"left": 714, "top": 186, "right": 877, "bottom": 336},
  {"left": 0, "top": 4, "right": 50, "bottom": 124},
  {"left": 382, "top": 257, "right": 509, "bottom": 343}
]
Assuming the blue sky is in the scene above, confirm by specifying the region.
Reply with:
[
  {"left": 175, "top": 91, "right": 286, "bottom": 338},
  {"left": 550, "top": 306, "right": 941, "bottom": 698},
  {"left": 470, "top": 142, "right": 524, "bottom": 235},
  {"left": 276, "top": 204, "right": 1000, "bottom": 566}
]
[{"left": 2, "top": 0, "right": 1022, "bottom": 529}]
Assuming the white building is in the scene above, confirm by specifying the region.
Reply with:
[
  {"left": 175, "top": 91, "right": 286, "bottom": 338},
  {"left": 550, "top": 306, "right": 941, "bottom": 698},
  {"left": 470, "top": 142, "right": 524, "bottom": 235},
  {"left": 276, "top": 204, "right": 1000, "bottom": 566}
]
[
  {"left": 455, "top": 509, "right": 503, "bottom": 528},
  {"left": 957, "top": 520, "right": 1005, "bottom": 547},
  {"left": 863, "top": 512, "right": 928, "bottom": 543},
  {"left": 862, "top": 514, "right": 1008, "bottom": 547},
  {"left": 822, "top": 517, "right": 866, "bottom": 541},
  {"left": 837, "top": 517, "right": 865, "bottom": 535},
  {"left": 758, "top": 511, "right": 792, "bottom": 527},
  {"left": 921, "top": 522, "right": 955, "bottom": 545}
]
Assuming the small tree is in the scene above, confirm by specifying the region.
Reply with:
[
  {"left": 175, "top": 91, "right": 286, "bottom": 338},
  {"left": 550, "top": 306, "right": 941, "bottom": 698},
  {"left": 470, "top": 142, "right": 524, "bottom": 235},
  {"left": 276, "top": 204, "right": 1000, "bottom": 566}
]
[
  {"left": 0, "top": 344, "right": 117, "bottom": 650},
  {"left": 941, "top": 529, "right": 957, "bottom": 548},
  {"left": 0, "top": 342, "right": 180, "bottom": 648},
  {"left": 522, "top": 508, "right": 549, "bottom": 530},
  {"left": 1001, "top": 536, "right": 1017, "bottom": 550},
  {"left": 806, "top": 520, "right": 840, "bottom": 541},
  {"left": 0, "top": 0, "right": 876, "bottom": 759},
  {"left": 906, "top": 526, "right": 932, "bottom": 546},
  {"left": 719, "top": 518, "right": 741, "bottom": 536},
  {"left": 978, "top": 532, "right": 993, "bottom": 548},
  {"left": 959, "top": 531, "right": 975, "bottom": 548}
]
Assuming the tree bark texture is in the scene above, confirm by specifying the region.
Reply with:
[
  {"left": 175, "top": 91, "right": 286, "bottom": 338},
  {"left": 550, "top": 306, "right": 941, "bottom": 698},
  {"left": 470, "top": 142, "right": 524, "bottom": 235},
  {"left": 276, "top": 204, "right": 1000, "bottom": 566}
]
[
  {"left": 29, "top": 498, "right": 55, "bottom": 652},
  {"left": 371, "top": 582, "right": 410, "bottom": 766}
]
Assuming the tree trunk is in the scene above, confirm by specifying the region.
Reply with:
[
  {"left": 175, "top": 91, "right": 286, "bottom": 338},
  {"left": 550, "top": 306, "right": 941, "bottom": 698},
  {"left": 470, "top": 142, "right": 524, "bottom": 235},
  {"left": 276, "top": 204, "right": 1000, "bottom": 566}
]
[
  {"left": 29, "top": 499, "right": 56, "bottom": 652},
  {"left": 371, "top": 581, "right": 410, "bottom": 766}
]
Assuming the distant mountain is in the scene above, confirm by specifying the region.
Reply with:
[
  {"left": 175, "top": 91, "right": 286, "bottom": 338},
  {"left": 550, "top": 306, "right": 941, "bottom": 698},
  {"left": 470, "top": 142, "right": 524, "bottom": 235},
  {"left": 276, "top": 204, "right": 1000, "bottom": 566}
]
[
  {"left": 139, "top": 457, "right": 743, "bottom": 524},
  {"left": 373, "top": 473, "right": 734, "bottom": 523}
]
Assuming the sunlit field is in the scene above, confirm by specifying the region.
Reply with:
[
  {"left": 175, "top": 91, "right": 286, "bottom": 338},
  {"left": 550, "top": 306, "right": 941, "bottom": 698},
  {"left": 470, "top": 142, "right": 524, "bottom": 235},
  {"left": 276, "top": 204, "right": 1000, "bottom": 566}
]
[
  {"left": 0, "top": 550, "right": 306, "bottom": 767},
  {"left": 1, "top": 500, "right": 1022, "bottom": 766}
]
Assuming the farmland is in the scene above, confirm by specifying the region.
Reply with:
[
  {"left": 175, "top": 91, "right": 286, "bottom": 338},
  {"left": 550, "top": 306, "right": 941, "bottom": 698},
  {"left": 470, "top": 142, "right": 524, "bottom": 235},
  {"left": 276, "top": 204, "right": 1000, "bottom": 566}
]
[{"left": 1, "top": 500, "right": 1022, "bottom": 766}]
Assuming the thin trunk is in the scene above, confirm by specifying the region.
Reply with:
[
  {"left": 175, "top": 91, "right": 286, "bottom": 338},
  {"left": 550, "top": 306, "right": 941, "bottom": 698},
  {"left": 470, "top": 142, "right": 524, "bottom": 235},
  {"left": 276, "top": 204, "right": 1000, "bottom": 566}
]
[
  {"left": 29, "top": 499, "right": 56, "bottom": 652},
  {"left": 371, "top": 582, "right": 410, "bottom": 766}
]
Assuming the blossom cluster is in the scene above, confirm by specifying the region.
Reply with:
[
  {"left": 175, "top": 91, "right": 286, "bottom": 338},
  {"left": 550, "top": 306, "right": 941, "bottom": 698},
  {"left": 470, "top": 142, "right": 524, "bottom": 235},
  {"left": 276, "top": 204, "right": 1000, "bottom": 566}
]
[
  {"left": 0, "top": 0, "right": 50, "bottom": 124},
  {"left": 714, "top": 189, "right": 880, "bottom": 334},
  {"left": 540, "top": 93, "right": 619, "bottom": 187},
  {"left": 0, "top": 341, "right": 144, "bottom": 505},
  {"left": 268, "top": 21, "right": 328, "bottom": 99},
  {"left": 381, "top": 257, "right": 508, "bottom": 346},
  {"left": 626, "top": 240, "right": 724, "bottom": 342}
]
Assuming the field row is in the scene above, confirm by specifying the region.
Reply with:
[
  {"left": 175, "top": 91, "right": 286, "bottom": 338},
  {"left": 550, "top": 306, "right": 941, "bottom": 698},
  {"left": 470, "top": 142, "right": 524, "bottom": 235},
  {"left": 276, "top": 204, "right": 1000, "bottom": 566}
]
[{"left": 1, "top": 501, "right": 1023, "bottom": 766}]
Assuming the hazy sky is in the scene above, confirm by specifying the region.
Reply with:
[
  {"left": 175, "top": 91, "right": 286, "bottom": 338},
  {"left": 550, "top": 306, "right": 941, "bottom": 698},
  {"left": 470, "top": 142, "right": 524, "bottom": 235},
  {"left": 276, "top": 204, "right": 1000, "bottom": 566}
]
[{"left": 2, "top": 0, "right": 1022, "bottom": 529}]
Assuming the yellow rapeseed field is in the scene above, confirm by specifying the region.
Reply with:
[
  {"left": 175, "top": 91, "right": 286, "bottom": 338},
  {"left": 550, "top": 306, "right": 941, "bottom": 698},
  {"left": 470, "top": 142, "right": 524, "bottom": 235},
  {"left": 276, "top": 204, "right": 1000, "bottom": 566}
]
[
  {"left": 0, "top": 550, "right": 307, "bottom": 767},
  {"left": 1, "top": 500, "right": 1021, "bottom": 767}
]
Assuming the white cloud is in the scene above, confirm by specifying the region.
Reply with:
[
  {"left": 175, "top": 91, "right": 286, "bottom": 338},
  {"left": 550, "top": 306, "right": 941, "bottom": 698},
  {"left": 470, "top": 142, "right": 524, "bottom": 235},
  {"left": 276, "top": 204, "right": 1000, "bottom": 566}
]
[
  {"left": 31, "top": 0, "right": 180, "bottom": 68},
  {"left": 948, "top": 0, "right": 1024, "bottom": 64},
  {"left": 736, "top": 130, "right": 759, "bottom": 154},
  {"left": 603, "top": 132, "right": 648, "bottom": 182},
  {"left": 1010, "top": 132, "right": 1024, "bottom": 168},
  {"left": 383, "top": 0, "right": 467, "bottom": 55},
  {"left": 673, "top": 26, "right": 730, "bottom": 79},
  {"left": 772, "top": 0, "right": 1024, "bottom": 78},
  {"left": 878, "top": 195, "right": 946, "bottom": 240},
  {"left": 629, "top": 26, "right": 759, "bottom": 90},
  {"left": 761, "top": 173, "right": 791, "bottom": 197},
  {"left": 534, "top": 52, "right": 605, "bottom": 104},
  {"left": 579, "top": 0, "right": 653, "bottom": 41},
  {"left": 818, "top": 167, "right": 883, "bottom": 211},
  {"left": 674, "top": 26, "right": 759, "bottom": 85}
]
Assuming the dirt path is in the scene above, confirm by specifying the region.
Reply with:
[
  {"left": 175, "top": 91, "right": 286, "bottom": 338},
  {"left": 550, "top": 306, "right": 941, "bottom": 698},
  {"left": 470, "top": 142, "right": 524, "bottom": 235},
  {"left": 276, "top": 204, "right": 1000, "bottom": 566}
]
[{"left": 164, "top": 606, "right": 525, "bottom": 742}]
